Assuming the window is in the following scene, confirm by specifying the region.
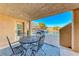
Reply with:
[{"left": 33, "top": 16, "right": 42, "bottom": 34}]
[{"left": 16, "top": 23, "right": 24, "bottom": 36}]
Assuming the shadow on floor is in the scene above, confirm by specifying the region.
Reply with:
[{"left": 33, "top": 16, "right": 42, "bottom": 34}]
[{"left": 0, "top": 43, "right": 60, "bottom": 56}]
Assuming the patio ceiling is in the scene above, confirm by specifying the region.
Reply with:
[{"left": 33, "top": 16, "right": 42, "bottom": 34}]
[{"left": 0, "top": 3, "right": 79, "bottom": 20}]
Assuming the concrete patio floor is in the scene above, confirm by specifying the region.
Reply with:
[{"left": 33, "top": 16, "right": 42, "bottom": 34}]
[{"left": 60, "top": 46, "right": 79, "bottom": 56}]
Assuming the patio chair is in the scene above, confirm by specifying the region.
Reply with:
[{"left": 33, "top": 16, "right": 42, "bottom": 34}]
[
  {"left": 30, "top": 33, "right": 46, "bottom": 56},
  {"left": 6, "top": 36, "right": 26, "bottom": 56}
]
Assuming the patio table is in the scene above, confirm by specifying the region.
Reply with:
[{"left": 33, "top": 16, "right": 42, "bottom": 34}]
[
  {"left": 18, "top": 36, "right": 41, "bottom": 55},
  {"left": 19, "top": 36, "right": 40, "bottom": 44}
]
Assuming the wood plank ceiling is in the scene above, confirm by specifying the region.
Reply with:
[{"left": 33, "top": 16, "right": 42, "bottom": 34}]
[{"left": 0, "top": 3, "right": 79, "bottom": 20}]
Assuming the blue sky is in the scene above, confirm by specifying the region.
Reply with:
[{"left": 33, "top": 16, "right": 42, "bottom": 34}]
[{"left": 32, "top": 11, "right": 73, "bottom": 27}]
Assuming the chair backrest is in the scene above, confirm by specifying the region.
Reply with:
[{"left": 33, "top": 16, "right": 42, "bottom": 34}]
[
  {"left": 32, "top": 30, "right": 45, "bottom": 51},
  {"left": 36, "top": 31, "right": 42, "bottom": 37},
  {"left": 37, "top": 35, "right": 45, "bottom": 50},
  {"left": 39, "top": 35, "right": 45, "bottom": 45},
  {"left": 6, "top": 36, "right": 15, "bottom": 54}
]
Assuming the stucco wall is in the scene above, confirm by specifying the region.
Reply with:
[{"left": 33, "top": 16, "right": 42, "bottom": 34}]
[
  {"left": 72, "top": 9, "right": 79, "bottom": 52},
  {"left": 60, "top": 24, "right": 72, "bottom": 48},
  {"left": 0, "top": 15, "right": 28, "bottom": 48}
]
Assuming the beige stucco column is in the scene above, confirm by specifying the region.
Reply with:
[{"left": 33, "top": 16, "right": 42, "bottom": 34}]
[
  {"left": 27, "top": 19, "right": 31, "bottom": 36},
  {"left": 72, "top": 9, "right": 79, "bottom": 52}
]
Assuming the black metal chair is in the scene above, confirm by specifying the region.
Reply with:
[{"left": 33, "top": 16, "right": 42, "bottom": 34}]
[
  {"left": 6, "top": 36, "right": 26, "bottom": 56},
  {"left": 30, "top": 32, "right": 46, "bottom": 56}
]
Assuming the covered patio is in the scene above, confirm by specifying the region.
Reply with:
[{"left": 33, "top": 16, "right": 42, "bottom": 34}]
[{"left": 0, "top": 3, "right": 79, "bottom": 56}]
